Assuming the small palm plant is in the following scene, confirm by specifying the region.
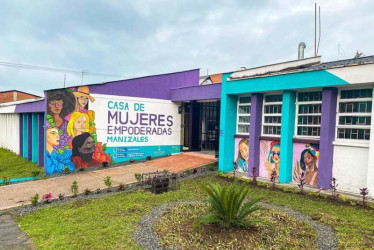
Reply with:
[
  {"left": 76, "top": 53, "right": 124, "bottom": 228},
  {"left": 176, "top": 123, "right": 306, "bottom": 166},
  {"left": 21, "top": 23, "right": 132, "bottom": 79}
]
[{"left": 198, "top": 181, "right": 263, "bottom": 227}]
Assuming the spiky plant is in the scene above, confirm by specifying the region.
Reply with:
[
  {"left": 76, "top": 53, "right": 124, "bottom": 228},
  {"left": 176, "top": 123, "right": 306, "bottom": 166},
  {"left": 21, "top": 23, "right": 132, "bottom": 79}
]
[
  {"left": 198, "top": 181, "right": 263, "bottom": 227},
  {"left": 359, "top": 187, "right": 369, "bottom": 207},
  {"left": 252, "top": 167, "right": 257, "bottom": 184},
  {"left": 298, "top": 171, "right": 306, "bottom": 193},
  {"left": 270, "top": 170, "right": 277, "bottom": 190},
  {"left": 331, "top": 177, "right": 338, "bottom": 197}
]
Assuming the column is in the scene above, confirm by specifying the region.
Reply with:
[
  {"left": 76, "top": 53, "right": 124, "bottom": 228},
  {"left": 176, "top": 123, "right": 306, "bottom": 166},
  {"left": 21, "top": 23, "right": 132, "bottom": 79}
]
[
  {"left": 279, "top": 91, "right": 296, "bottom": 183},
  {"left": 27, "top": 113, "right": 32, "bottom": 161},
  {"left": 319, "top": 87, "right": 338, "bottom": 189},
  {"left": 31, "top": 113, "right": 38, "bottom": 163},
  {"left": 38, "top": 113, "right": 45, "bottom": 166},
  {"left": 366, "top": 85, "right": 374, "bottom": 197},
  {"left": 22, "top": 113, "right": 28, "bottom": 159},
  {"left": 19, "top": 114, "right": 23, "bottom": 157},
  {"left": 249, "top": 93, "right": 263, "bottom": 177},
  {"left": 218, "top": 94, "right": 238, "bottom": 172}
]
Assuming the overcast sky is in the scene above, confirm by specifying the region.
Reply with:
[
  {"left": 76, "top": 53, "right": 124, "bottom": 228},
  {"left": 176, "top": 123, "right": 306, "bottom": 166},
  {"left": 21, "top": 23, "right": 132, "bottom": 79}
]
[{"left": 0, "top": 0, "right": 373, "bottom": 96}]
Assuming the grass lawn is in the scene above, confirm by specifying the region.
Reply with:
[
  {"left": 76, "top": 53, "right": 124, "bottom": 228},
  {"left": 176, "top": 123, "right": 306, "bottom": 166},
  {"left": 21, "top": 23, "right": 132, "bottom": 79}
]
[
  {"left": 0, "top": 148, "right": 43, "bottom": 179},
  {"left": 17, "top": 175, "right": 374, "bottom": 249}
]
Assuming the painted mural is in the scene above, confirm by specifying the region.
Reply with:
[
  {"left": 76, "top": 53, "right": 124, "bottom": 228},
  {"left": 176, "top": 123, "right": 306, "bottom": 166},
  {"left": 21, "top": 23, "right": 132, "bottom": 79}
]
[
  {"left": 45, "top": 87, "right": 111, "bottom": 174},
  {"left": 292, "top": 143, "right": 319, "bottom": 186},
  {"left": 259, "top": 140, "right": 280, "bottom": 180},
  {"left": 234, "top": 138, "right": 249, "bottom": 173},
  {"left": 45, "top": 86, "right": 181, "bottom": 174}
]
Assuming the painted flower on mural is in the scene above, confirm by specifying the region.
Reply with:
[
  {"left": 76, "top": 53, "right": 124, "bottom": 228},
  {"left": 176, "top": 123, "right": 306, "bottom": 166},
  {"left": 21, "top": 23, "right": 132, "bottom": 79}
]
[{"left": 92, "top": 142, "right": 112, "bottom": 163}]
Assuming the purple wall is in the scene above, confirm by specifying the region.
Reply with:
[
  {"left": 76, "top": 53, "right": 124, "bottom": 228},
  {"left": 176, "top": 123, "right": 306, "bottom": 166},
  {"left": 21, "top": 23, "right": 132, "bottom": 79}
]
[
  {"left": 38, "top": 113, "right": 44, "bottom": 166},
  {"left": 249, "top": 94, "right": 263, "bottom": 177},
  {"left": 171, "top": 84, "right": 221, "bottom": 101},
  {"left": 90, "top": 69, "right": 200, "bottom": 100},
  {"left": 19, "top": 113, "right": 23, "bottom": 156},
  {"left": 319, "top": 87, "right": 338, "bottom": 189},
  {"left": 15, "top": 99, "right": 45, "bottom": 113},
  {"left": 27, "top": 113, "right": 32, "bottom": 161}
]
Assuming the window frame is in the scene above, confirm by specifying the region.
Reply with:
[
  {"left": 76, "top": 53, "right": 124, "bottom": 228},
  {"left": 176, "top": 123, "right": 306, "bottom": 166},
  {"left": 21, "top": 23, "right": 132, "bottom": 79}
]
[
  {"left": 262, "top": 93, "right": 283, "bottom": 137},
  {"left": 335, "top": 87, "right": 373, "bottom": 143},
  {"left": 294, "top": 90, "right": 323, "bottom": 139},
  {"left": 236, "top": 95, "right": 251, "bottom": 135}
]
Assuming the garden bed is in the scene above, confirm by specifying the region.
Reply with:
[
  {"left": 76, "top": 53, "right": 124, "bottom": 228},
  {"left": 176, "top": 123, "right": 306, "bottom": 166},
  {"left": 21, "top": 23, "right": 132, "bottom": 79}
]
[{"left": 14, "top": 174, "right": 374, "bottom": 249}]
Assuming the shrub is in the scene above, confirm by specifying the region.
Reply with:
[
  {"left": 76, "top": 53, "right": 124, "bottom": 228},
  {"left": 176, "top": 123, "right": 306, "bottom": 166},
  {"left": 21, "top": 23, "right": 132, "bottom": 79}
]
[
  {"left": 117, "top": 183, "right": 125, "bottom": 191},
  {"left": 31, "top": 193, "right": 39, "bottom": 206},
  {"left": 134, "top": 173, "right": 142, "bottom": 183},
  {"left": 270, "top": 170, "right": 277, "bottom": 190},
  {"left": 42, "top": 193, "right": 52, "bottom": 203},
  {"left": 198, "top": 181, "right": 263, "bottom": 227},
  {"left": 102, "top": 162, "right": 108, "bottom": 168},
  {"left": 84, "top": 188, "right": 91, "bottom": 195},
  {"left": 207, "top": 163, "right": 216, "bottom": 171},
  {"left": 3, "top": 177, "right": 10, "bottom": 185},
  {"left": 330, "top": 177, "right": 338, "bottom": 197},
  {"left": 71, "top": 181, "right": 79, "bottom": 197},
  {"left": 96, "top": 188, "right": 101, "bottom": 194},
  {"left": 58, "top": 193, "right": 65, "bottom": 201},
  {"left": 31, "top": 170, "right": 41, "bottom": 177},
  {"left": 185, "top": 169, "right": 192, "bottom": 176},
  {"left": 63, "top": 166, "right": 70, "bottom": 174},
  {"left": 338, "top": 194, "right": 348, "bottom": 203},
  {"left": 251, "top": 167, "right": 257, "bottom": 184},
  {"left": 104, "top": 176, "right": 112, "bottom": 191}
]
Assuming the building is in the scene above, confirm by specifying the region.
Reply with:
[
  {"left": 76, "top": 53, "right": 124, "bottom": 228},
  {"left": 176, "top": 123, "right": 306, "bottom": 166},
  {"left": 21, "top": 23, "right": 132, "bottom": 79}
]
[
  {"left": 0, "top": 90, "right": 40, "bottom": 104},
  {"left": 0, "top": 69, "right": 221, "bottom": 173},
  {"left": 219, "top": 55, "right": 374, "bottom": 197},
  {"left": 1, "top": 55, "right": 373, "bottom": 198}
]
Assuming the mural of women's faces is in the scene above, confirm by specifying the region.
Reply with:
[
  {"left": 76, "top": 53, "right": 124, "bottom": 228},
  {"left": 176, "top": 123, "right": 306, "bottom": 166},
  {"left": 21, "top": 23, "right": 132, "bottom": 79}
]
[
  {"left": 67, "top": 112, "right": 89, "bottom": 138},
  {"left": 259, "top": 140, "right": 280, "bottom": 180},
  {"left": 234, "top": 138, "right": 249, "bottom": 172},
  {"left": 73, "top": 86, "right": 95, "bottom": 112},
  {"left": 293, "top": 143, "right": 319, "bottom": 186}
]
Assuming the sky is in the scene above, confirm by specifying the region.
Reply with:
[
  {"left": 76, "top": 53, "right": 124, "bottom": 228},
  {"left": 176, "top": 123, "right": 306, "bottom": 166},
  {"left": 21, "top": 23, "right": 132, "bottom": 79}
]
[{"left": 0, "top": 0, "right": 373, "bottom": 96}]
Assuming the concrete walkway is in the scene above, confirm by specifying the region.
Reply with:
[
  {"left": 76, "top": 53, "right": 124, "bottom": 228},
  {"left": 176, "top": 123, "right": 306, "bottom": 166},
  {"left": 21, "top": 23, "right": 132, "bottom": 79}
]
[
  {"left": 0, "top": 153, "right": 216, "bottom": 210},
  {"left": 0, "top": 214, "right": 35, "bottom": 250}
]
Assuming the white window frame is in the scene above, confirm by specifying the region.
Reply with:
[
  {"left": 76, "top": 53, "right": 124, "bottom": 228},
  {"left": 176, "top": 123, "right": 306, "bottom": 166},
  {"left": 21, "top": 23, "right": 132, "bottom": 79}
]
[
  {"left": 262, "top": 93, "right": 283, "bottom": 137},
  {"left": 236, "top": 95, "right": 251, "bottom": 135},
  {"left": 294, "top": 90, "right": 322, "bottom": 139},
  {"left": 335, "top": 87, "right": 372, "bottom": 144}
]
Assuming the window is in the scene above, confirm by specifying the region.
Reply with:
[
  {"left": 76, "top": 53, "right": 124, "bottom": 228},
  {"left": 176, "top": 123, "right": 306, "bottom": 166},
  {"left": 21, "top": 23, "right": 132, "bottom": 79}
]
[
  {"left": 237, "top": 96, "right": 251, "bottom": 134},
  {"left": 262, "top": 94, "right": 282, "bottom": 135},
  {"left": 336, "top": 89, "right": 372, "bottom": 140},
  {"left": 295, "top": 91, "right": 322, "bottom": 137}
]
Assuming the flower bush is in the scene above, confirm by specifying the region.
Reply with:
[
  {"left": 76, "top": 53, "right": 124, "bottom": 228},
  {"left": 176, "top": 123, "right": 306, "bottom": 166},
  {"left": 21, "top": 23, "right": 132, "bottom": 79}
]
[{"left": 42, "top": 193, "right": 52, "bottom": 203}]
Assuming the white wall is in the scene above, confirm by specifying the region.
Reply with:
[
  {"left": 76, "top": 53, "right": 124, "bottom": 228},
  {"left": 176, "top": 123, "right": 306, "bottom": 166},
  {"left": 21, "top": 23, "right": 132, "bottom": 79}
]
[
  {"left": 0, "top": 113, "right": 20, "bottom": 154},
  {"left": 332, "top": 145, "right": 368, "bottom": 195}
]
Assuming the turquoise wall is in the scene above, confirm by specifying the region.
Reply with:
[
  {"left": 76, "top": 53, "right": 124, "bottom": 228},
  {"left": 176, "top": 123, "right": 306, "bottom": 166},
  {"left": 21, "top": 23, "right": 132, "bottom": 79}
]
[
  {"left": 225, "top": 70, "right": 348, "bottom": 95},
  {"left": 219, "top": 73, "right": 237, "bottom": 172},
  {"left": 279, "top": 91, "right": 296, "bottom": 183}
]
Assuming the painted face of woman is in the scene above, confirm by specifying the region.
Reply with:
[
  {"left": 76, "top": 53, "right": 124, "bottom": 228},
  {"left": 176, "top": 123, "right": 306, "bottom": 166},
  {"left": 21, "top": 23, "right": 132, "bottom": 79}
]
[
  {"left": 303, "top": 151, "right": 314, "bottom": 167},
  {"left": 239, "top": 142, "right": 249, "bottom": 161},
  {"left": 77, "top": 96, "right": 88, "bottom": 109},
  {"left": 271, "top": 146, "right": 280, "bottom": 164},
  {"left": 46, "top": 128, "right": 60, "bottom": 146},
  {"left": 73, "top": 116, "right": 87, "bottom": 135},
  {"left": 48, "top": 100, "right": 63, "bottom": 115}
]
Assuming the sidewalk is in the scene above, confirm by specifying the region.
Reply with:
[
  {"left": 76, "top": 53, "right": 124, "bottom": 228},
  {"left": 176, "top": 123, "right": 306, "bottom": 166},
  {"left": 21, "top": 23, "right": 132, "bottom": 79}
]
[{"left": 0, "top": 153, "right": 216, "bottom": 210}]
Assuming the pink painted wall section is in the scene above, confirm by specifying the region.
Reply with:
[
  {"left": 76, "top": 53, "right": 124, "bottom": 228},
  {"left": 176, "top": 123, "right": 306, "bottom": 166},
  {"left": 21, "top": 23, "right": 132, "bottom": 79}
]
[
  {"left": 259, "top": 140, "right": 281, "bottom": 180},
  {"left": 234, "top": 138, "right": 249, "bottom": 173},
  {"left": 292, "top": 143, "right": 320, "bottom": 187}
]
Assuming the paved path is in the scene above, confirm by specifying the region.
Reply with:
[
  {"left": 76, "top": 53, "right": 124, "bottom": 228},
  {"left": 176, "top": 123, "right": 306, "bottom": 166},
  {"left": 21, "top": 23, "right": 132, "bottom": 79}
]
[
  {"left": 0, "top": 214, "right": 35, "bottom": 250},
  {"left": 0, "top": 153, "right": 216, "bottom": 210}
]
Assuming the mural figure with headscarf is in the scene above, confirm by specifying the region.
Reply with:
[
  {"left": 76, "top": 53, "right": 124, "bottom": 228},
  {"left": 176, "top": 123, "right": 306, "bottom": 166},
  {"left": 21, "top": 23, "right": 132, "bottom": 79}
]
[{"left": 293, "top": 144, "right": 319, "bottom": 186}]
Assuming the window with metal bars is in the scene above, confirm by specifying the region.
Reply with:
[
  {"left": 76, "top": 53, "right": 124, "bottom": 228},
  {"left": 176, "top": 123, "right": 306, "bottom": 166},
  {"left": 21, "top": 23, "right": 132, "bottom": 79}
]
[
  {"left": 262, "top": 94, "right": 282, "bottom": 136},
  {"left": 236, "top": 96, "right": 251, "bottom": 135}
]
